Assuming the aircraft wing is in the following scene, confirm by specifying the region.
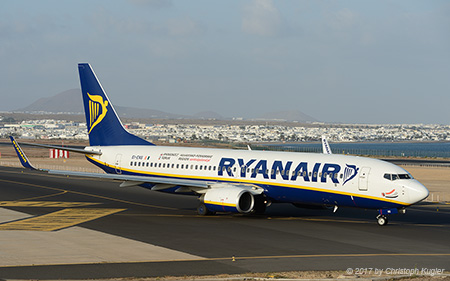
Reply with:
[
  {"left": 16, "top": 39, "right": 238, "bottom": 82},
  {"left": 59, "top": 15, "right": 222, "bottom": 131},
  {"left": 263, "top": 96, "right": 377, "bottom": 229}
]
[
  {"left": 48, "top": 169, "right": 209, "bottom": 189},
  {"left": 9, "top": 136, "right": 263, "bottom": 195},
  {"left": 10, "top": 136, "right": 38, "bottom": 170},
  {"left": 48, "top": 170, "right": 263, "bottom": 194}
]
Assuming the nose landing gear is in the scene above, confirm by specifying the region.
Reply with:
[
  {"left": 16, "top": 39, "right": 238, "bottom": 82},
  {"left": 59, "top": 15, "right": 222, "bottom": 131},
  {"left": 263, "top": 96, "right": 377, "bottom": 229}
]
[
  {"left": 376, "top": 208, "right": 398, "bottom": 226},
  {"left": 376, "top": 214, "right": 389, "bottom": 226}
]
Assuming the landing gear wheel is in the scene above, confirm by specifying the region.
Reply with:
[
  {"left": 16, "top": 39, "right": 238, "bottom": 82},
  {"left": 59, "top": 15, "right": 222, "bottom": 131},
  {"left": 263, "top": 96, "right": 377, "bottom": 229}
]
[
  {"left": 197, "top": 203, "right": 215, "bottom": 216},
  {"left": 376, "top": 215, "right": 388, "bottom": 226},
  {"left": 197, "top": 203, "right": 208, "bottom": 215}
]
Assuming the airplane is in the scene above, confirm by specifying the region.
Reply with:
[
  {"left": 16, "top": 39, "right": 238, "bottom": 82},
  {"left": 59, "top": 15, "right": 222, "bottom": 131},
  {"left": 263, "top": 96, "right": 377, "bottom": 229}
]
[
  {"left": 321, "top": 136, "right": 332, "bottom": 154},
  {"left": 10, "top": 63, "right": 429, "bottom": 226}
]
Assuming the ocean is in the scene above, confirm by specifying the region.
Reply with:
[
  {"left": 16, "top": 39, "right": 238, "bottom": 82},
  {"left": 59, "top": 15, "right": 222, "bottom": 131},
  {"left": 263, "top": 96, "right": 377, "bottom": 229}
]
[{"left": 260, "top": 142, "right": 450, "bottom": 158}]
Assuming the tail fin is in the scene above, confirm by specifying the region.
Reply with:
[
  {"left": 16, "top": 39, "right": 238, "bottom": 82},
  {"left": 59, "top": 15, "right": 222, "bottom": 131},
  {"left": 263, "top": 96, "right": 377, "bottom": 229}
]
[
  {"left": 321, "top": 136, "right": 332, "bottom": 154},
  {"left": 78, "top": 63, "right": 154, "bottom": 146}
]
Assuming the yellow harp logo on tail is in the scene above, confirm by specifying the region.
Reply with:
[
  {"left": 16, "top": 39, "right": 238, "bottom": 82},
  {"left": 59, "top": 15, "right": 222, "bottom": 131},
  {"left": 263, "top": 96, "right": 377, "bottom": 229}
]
[{"left": 87, "top": 93, "right": 109, "bottom": 134}]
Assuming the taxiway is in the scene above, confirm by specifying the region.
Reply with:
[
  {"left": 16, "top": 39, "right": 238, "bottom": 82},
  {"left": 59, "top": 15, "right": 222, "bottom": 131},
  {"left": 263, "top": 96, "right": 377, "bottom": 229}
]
[{"left": 0, "top": 166, "right": 449, "bottom": 279}]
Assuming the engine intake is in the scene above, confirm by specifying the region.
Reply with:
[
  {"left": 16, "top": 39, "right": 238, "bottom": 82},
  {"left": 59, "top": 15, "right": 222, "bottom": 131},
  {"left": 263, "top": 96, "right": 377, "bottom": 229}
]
[{"left": 203, "top": 186, "right": 255, "bottom": 213}]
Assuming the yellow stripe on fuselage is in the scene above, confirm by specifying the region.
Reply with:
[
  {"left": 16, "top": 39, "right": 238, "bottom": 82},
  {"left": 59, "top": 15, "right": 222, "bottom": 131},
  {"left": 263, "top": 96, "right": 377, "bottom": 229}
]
[{"left": 86, "top": 155, "right": 409, "bottom": 206}]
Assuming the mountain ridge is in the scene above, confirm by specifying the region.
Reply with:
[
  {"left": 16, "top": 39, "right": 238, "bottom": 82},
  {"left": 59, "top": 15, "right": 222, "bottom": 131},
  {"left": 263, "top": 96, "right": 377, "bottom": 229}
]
[{"left": 14, "top": 89, "right": 318, "bottom": 122}]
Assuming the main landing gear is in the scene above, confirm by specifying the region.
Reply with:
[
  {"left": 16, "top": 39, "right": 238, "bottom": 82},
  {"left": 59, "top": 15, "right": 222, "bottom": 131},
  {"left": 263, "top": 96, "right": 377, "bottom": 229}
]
[{"left": 197, "top": 203, "right": 215, "bottom": 216}]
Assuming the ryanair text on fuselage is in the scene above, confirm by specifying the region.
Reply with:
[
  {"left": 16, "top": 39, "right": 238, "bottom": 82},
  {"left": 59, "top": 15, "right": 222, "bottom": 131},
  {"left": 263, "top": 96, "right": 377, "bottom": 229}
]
[{"left": 218, "top": 157, "right": 357, "bottom": 184}]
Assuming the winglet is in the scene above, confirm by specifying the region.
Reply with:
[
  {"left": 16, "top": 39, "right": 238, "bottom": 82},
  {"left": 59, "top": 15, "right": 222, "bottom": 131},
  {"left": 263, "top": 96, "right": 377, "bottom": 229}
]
[
  {"left": 321, "top": 136, "right": 332, "bottom": 154},
  {"left": 9, "top": 136, "right": 37, "bottom": 170}
]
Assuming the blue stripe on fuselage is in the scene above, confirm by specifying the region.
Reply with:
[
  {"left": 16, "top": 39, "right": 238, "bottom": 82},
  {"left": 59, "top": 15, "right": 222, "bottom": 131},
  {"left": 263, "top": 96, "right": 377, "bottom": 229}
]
[{"left": 86, "top": 156, "right": 406, "bottom": 210}]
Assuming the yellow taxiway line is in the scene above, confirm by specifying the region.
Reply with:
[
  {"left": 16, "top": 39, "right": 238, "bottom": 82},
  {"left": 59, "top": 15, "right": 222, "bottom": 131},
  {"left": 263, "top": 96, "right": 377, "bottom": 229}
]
[{"left": 0, "top": 208, "right": 125, "bottom": 231}]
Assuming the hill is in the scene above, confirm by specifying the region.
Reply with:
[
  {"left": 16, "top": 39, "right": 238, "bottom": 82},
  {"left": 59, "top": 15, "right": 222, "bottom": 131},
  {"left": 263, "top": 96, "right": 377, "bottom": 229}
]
[
  {"left": 16, "top": 89, "right": 83, "bottom": 114},
  {"left": 15, "top": 89, "right": 186, "bottom": 119},
  {"left": 14, "top": 89, "right": 317, "bottom": 122}
]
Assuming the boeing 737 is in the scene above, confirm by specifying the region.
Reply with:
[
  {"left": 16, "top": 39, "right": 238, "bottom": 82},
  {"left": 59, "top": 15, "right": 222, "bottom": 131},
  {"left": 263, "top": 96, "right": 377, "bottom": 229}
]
[{"left": 10, "top": 63, "right": 429, "bottom": 226}]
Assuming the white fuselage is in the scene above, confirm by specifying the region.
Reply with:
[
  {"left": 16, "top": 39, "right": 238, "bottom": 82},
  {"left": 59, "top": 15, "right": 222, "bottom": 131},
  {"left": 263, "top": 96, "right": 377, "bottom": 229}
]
[{"left": 86, "top": 145, "right": 429, "bottom": 210}]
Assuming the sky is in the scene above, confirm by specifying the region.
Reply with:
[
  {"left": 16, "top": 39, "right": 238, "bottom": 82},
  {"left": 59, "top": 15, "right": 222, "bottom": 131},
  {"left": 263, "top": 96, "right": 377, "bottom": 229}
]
[{"left": 1, "top": 0, "right": 449, "bottom": 124}]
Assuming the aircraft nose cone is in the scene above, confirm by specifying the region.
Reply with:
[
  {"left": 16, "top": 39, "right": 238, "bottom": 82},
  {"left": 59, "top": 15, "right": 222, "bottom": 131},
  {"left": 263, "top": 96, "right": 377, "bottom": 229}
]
[{"left": 408, "top": 181, "right": 429, "bottom": 204}]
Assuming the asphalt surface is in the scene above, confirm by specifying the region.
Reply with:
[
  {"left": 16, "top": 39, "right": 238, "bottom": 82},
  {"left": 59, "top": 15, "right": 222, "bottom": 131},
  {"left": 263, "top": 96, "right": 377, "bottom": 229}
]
[{"left": 0, "top": 166, "right": 449, "bottom": 279}]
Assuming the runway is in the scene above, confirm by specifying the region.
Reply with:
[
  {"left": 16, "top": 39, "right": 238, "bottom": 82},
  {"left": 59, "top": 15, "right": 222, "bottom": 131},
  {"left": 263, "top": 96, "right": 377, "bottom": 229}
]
[{"left": 0, "top": 166, "right": 449, "bottom": 279}]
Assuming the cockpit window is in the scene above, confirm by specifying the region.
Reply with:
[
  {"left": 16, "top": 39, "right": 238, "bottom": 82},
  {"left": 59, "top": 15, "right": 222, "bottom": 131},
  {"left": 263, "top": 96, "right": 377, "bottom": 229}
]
[
  {"left": 383, "top": 173, "right": 413, "bottom": 181},
  {"left": 398, "top": 174, "right": 412, "bottom": 180}
]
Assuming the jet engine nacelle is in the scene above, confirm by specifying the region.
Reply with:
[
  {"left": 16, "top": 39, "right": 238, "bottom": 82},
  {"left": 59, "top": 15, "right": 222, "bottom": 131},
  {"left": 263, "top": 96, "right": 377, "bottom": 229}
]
[{"left": 203, "top": 186, "right": 255, "bottom": 213}]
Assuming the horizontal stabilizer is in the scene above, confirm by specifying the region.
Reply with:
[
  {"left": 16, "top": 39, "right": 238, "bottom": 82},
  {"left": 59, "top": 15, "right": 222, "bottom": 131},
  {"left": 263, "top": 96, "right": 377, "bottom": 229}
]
[{"left": 14, "top": 141, "right": 102, "bottom": 155}]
